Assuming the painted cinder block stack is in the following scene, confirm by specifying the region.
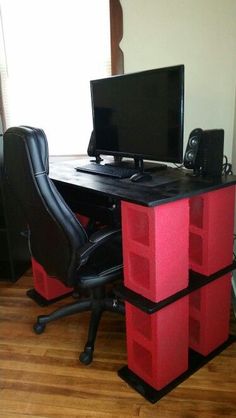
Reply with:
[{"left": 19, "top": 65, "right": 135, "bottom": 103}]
[
  {"left": 121, "top": 185, "right": 235, "bottom": 392},
  {"left": 189, "top": 186, "right": 235, "bottom": 356},
  {"left": 122, "top": 199, "right": 189, "bottom": 390}
]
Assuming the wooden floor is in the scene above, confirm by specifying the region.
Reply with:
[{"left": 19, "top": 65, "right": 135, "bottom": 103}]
[{"left": 0, "top": 271, "right": 236, "bottom": 418}]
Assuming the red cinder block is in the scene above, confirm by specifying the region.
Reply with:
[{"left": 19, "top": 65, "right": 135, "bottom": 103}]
[
  {"left": 189, "top": 274, "right": 231, "bottom": 355},
  {"left": 32, "top": 258, "right": 73, "bottom": 300},
  {"left": 121, "top": 199, "right": 189, "bottom": 302},
  {"left": 126, "top": 297, "right": 189, "bottom": 390},
  {"left": 189, "top": 186, "right": 235, "bottom": 275}
]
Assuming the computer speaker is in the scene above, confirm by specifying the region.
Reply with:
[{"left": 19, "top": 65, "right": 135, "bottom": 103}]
[
  {"left": 183, "top": 128, "right": 203, "bottom": 170},
  {"left": 184, "top": 128, "right": 224, "bottom": 176}
]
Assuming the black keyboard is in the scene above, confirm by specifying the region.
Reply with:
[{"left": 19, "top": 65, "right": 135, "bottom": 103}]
[{"left": 75, "top": 163, "right": 138, "bottom": 179}]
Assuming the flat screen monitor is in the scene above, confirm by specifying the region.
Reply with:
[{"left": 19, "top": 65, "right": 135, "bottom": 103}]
[{"left": 90, "top": 65, "right": 184, "bottom": 164}]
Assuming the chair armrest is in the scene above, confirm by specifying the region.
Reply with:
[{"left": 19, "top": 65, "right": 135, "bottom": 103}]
[{"left": 77, "top": 227, "right": 121, "bottom": 266}]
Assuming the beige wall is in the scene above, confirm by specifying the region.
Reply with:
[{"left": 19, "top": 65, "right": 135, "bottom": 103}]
[
  {"left": 120, "top": 0, "right": 236, "bottom": 160},
  {"left": 232, "top": 89, "right": 236, "bottom": 170}
]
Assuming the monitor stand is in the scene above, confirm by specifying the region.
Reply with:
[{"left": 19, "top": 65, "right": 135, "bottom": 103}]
[
  {"left": 134, "top": 158, "right": 167, "bottom": 172},
  {"left": 106, "top": 157, "right": 167, "bottom": 172},
  {"left": 90, "top": 154, "right": 103, "bottom": 163}
]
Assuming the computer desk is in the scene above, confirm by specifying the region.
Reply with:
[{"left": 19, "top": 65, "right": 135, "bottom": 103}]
[
  {"left": 50, "top": 157, "right": 236, "bottom": 206},
  {"left": 50, "top": 157, "right": 236, "bottom": 403}
]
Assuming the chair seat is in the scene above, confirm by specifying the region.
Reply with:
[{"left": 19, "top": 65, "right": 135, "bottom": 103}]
[
  {"left": 78, "top": 236, "right": 123, "bottom": 288},
  {"left": 79, "top": 264, "right": 123, "bottom": 289}
]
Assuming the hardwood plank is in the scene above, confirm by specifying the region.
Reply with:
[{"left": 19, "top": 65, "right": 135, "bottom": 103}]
[{"left": 0, "top": 271, "right": 236, "bottom": 417}]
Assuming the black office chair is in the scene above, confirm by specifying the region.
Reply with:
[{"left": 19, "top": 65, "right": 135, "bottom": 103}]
[{"left": 3, "top": 126, "right": 124, "bottom": 364}]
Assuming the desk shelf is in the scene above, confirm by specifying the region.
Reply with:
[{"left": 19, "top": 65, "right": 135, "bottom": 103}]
[
  {"left": 0, "top": 134, "right": 30, "bottom": 281},
  {"left": 116, "top": 263, "right": 236, "bottom": 314},
  {"left": 0, "top": 187, "right": 30, "bottom": 281}
]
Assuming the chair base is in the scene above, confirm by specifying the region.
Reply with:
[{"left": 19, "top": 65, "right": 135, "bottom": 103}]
[
  {"left": 33, "top": 287, "right": 125, "bottom": 364},
  {"left": 79, "top": 346, "right": 94, "bottom": 365}
]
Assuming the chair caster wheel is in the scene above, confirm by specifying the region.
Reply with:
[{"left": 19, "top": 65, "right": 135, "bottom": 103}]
[
  {"left": 33, "top": 322, "right": 46, "bottom": 334},
  {"left": 79, "top": 348, "right": 93, "bottom": 365}
]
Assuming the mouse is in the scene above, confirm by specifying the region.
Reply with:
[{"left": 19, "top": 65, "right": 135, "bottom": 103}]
[{"left": 130, "top": 172, "right": 152, "bottom": 183}]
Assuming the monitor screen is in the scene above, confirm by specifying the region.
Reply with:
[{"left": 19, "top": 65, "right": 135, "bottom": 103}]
[{"left": 90, "top": 65, "right": 184, "bottom": 164}]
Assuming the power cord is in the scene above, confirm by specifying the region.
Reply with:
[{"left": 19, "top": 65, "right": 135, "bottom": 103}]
[
  {"left": 222, "top": 155, "right": 233, "bottom": 175},
  {"left": 173, "top": 163, "right": 184, "bottom": 169},
  {"left": 170, "top": 155, "right": 233, "bottom": 175}
]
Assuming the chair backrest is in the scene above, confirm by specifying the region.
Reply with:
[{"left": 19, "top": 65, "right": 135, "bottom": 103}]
[{"left": 3, "top": 126, "right": 88, "bottom": 286}]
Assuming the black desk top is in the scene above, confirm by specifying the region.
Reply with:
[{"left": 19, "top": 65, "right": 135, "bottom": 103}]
[{"left": 50, "top": 158, "right": 236, "bottom": 207}]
